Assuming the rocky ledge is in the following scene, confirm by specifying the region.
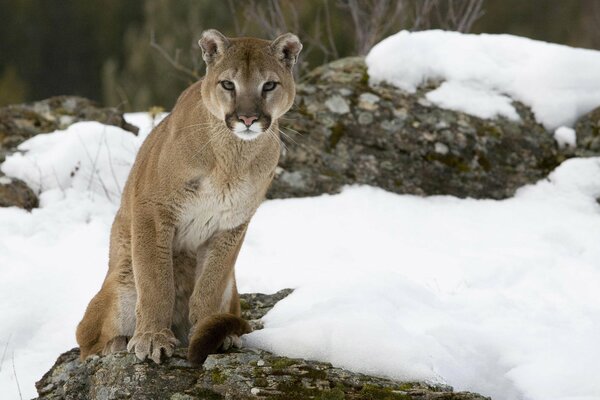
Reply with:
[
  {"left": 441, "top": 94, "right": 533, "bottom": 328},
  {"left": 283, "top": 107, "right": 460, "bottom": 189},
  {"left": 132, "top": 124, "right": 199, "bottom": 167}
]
[{"left": 35, "top": 290, "right": 489, "bottom": 400}]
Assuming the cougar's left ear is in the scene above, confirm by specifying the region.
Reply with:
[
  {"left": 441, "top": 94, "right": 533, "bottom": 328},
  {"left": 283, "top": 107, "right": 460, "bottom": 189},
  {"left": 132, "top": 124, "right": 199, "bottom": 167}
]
[
  {"left": 198, "top": 29, "right": 230, "bottom": 65},
  {"left": 270, "top": 33, "right": 303, "bottom": 68}
]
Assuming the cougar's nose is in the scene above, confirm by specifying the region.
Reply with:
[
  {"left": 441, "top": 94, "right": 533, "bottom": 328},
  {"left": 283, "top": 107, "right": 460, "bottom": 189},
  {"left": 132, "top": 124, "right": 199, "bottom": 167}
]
[{"left": 238, "top": 115, "right": 258, "bottom": 127}]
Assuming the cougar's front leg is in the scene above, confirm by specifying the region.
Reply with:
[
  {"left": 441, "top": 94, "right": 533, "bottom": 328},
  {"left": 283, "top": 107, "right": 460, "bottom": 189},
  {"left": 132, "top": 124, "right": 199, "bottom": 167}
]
[
  {"left": 126, "top": 206, "right": 179, "bottom": 363},
  {"left": 189, "top": 223, "right": 248, "bottom": 339}
]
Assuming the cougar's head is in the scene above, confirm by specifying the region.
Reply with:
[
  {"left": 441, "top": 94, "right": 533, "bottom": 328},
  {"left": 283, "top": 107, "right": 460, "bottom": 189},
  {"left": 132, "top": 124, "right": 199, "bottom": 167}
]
[{"left": 198, "top": 29, "right": 302, "bottom": 141}]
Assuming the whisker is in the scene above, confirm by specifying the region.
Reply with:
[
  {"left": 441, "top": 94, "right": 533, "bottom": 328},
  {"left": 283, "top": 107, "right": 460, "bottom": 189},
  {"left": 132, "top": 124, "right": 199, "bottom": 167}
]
[
  {"left": 278, "top": 129, "right": 298, "bottom": 147},
  {"left": 265, "top": 126, "right": 285, "bottom": 151},
  {"left": 280, "top": 125, "right": 303, "bottom": 136},
  {"left": 171, "top": 122, "right": 219, "bottom": 135}
]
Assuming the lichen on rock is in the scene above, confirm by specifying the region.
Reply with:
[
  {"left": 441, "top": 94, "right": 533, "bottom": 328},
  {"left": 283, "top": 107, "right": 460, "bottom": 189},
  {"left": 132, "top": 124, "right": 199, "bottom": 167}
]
[{"left": 35, "top": 290, "right": 490, "bottom": 400}]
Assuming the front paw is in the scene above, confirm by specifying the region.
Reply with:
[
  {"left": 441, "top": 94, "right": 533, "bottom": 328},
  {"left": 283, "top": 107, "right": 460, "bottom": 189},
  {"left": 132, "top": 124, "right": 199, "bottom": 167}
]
[{"left": 127, "top": 328, "right": 179, "bottom": 364}]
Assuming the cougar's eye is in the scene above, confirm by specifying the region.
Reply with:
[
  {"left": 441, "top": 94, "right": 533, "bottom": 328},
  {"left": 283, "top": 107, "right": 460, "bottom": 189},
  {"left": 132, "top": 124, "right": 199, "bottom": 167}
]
[
  {"left": 262, "top": 81, "right": 278, "bottom": 92},
  {"left": 220, "top": 80, "right": 235, "bottom": 91}
]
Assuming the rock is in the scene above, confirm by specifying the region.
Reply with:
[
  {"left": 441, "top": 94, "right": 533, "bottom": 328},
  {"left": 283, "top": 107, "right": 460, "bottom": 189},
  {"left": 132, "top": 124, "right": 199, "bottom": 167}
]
[
  {"left": 0, "top": 96, "right": 138, "bottom": 163},
  {"left": 575, "top": 106, "right": 600, "bottom": 154},
  {"left": 269, "top": 57, "right": 565, "bottom": 200},
  {"left": 325, "top": 95, "right": 350, "bottom": 114},
  {"left": 35, "top": 289, "right": 490, "bottom": 400},
  {"left": 0, "top": 175, "right": 38, "bottom": 210},
  {"left": 0, "top": 96, "right": 137, "bottom": 210},
  {"left": 35, "top": 348, "right": 490, "bottom": 400}
]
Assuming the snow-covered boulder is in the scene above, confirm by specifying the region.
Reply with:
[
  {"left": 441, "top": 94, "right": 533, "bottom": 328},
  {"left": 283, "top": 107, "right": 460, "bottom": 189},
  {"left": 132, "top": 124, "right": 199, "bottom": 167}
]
[
  {"left": 273, "top": 57, "right": 565, "bottom": 200},
  {"left": 0, "top": 96, "right": 138, "bottom": 210}
]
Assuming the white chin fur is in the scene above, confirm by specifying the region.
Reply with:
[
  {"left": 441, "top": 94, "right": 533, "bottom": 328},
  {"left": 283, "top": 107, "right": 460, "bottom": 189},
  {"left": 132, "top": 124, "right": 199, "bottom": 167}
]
[{"left": 233, "top": 122, "right": 263, "bottom": 141}]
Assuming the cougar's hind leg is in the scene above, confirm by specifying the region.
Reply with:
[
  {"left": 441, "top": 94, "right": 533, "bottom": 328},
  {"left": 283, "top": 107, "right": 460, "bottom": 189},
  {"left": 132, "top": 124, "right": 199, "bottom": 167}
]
[
  {"left": 76, "top": 277, "right": 137, "bottom": 359},
  {"left": 103, "top": 278, "right": 137, "bottom": 355},
  {"left": 76, "top": 280, "right": 119, "bottom": 359},
  {"left": 171, "top": 251, "right": 197, "bottom": 346},
  {"left": 76, "top": 263, "right": 138, "bottom": 359}
]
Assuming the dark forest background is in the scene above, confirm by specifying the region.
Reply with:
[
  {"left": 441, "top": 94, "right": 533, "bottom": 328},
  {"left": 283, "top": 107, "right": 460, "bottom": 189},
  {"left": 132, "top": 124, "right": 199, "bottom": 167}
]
[{"left": 1, "top": 0, "right": 599, "bottom": 111}]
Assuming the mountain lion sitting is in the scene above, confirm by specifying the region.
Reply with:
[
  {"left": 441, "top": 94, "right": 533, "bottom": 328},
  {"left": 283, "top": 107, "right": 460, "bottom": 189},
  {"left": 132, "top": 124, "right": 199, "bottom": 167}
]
[{"left": 76, "top": 29, "right": 302, "bottom": 365}]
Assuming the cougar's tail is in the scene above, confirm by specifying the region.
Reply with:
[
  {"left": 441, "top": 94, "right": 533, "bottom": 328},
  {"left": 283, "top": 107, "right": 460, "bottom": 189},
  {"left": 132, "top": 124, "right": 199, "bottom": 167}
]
[{"left": 188, "top": 313, "right": 252, "bottom": 366}]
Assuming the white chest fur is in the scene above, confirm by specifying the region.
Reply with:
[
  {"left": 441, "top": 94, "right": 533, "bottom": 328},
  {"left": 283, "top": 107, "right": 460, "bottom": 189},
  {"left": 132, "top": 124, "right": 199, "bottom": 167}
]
[{"left": 173, "top": 177, "right": 259, "bottom": 254}]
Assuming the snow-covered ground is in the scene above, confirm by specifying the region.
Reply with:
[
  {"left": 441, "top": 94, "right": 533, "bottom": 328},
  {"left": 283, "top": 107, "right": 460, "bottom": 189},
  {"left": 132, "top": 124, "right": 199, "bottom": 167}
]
[
  {"left": 1, "top": 31, "right": 600, "bottom": 400},
  {"left": 367, "top": 30, "right": 600, "bottom": 130}
]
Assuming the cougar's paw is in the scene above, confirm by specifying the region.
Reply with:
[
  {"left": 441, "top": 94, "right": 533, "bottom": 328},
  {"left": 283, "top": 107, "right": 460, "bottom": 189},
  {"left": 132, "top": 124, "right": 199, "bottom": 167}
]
[
  {"left": 221, "top": 334, "right": 243, "bottom": 351},
  {"left": 127, "top": 328, "right": 179, "bottom": 364}
]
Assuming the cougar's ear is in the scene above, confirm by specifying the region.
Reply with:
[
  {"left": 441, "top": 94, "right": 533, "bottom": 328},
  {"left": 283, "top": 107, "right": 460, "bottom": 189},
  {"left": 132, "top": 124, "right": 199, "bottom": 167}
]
[
  {"left": 270, "top": 33, "right": 302, "bottom": 68},
  {"left": 198, "top": 29, "right": 230, "bottom": 65}
]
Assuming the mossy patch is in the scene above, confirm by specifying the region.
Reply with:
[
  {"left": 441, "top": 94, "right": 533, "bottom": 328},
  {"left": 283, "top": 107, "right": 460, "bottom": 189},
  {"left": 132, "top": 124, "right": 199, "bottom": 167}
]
[
  {"left": 210, "top": 369, "right": 226, "bottom": 384},
  {"left": 425, "top": 153, "right": 470, "bottom": 172},
  {"left": 254, "top": 377, "right": 268, "bottom": 387},
  {"left": 329, "top": 122, "right": 345, "bottom": 150},
  {"left": 298, "top": 365, "right": 327, "bottom": 380},
  {"left": 360, "top": 384, "right": 411, "bottom": 400},
  {"left": 271, "top": 358, "right": 297, "bottom": 370},
  {"left": 316, "top": 386, "right": 346, "bottom": 400},
  {"left": 239, "top": 298, "right": 250, "bottom": 310},
  {"left": 479, "top": 124, "right": 503, "bottom": 139}
]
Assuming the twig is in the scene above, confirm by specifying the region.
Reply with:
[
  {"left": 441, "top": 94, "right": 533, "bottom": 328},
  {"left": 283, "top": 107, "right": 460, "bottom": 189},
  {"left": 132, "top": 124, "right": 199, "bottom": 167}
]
[
  {"left": 150, "top": 30, "right": 200, "bottom": 80},
  {"left": 12, "top": 352, "right": 23, "bottom": 400},
  {"left": 103, "top": 133, "right": 123, "bottom": 197},
  {"left": 51, "top": 166, "right": 66, "bottom": 195},
  {"left": 76, "top": 130, "right": 114, "bottom": 202},
  {"left": 0, "top": 334, "right": 11, "bottom": 373}
]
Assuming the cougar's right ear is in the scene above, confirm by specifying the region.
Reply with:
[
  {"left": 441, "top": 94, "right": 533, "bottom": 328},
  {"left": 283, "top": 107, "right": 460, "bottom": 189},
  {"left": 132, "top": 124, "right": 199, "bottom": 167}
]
[{"left": 198, "top": 29, "right": 230, "bottom": 65}]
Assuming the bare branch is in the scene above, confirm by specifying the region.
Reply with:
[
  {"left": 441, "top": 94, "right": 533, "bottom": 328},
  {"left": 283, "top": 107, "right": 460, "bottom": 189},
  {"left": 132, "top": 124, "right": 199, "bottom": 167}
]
[
  {"left": 150, "top": 30, "right": 200, "bottom": 81},
  {"left": 0, "top": 334, "right": 10, "bottom": 373},
  {"left": 412, "top": 0, "right": 485, "bottom": 33},
  {"left": 12, "top": 352, "right": 23, "bottom": 400},
  {"left": 323, "top": 0, "right": 339, "bottom": 59},
  {"left": 338, "top": 0, "right": 408, "bottom": 55}
]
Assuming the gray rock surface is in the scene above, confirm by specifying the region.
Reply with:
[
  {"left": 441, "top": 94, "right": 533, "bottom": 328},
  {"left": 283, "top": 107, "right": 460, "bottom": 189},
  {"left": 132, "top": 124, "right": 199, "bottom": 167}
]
[
  {"left": 36, "top": 290, "right": 490, "bottom": 400},
  {"left": 0, "top": 175, "right": 38, "bottom": 210},
  {"left": 575, "top": 106, "right": 600, "bottom": 154},
  {"left": 269, "top": 57, "right": 567, "bottom": 200}
]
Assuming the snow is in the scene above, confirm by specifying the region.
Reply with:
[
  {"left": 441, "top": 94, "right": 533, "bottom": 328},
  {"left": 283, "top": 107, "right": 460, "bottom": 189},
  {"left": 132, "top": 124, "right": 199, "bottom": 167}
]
[
  {"left": 0, "top": 115, "right": 599, "bottom": 400},
  {"left": 554, "top": 126, "right": 577, "bottom": 149},
  {"left": 366, "top": 30, "right": 600, "bottom": 129},
  {"left": 425, "top": 81, "right": 520, "bottom": 121}
]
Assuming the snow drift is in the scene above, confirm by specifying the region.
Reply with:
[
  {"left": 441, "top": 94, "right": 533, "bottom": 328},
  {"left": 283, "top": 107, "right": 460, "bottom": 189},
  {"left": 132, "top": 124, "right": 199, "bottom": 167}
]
[{"left": 367, "top": 30, "right": 600, "bottom": 129}]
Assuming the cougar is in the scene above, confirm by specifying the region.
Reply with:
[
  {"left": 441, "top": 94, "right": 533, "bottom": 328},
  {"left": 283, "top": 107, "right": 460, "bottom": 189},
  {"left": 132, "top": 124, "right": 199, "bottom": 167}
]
[{"left": 76, "top": 29, "right": 302, "bottom": 365}]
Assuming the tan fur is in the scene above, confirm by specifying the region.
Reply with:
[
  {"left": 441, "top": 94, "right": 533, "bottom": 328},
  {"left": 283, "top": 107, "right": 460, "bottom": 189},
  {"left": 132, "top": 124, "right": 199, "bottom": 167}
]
[{"left": 76, "top": 30, "right": 302, "bottom": 364}]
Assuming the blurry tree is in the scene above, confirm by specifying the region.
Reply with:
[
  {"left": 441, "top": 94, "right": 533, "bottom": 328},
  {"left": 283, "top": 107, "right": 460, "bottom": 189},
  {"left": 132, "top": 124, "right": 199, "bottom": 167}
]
[
  {"left": 108, "top": 0, "right": 491, "bottom": 110},
  {"left": 103, "top": 0, "right": 236, "bottom": 110},
  {"left": 2, "top": 0, "right": 598, "bottom": 110},
  {"left": 412, "top": 0, "right": 484, "bottom": 32},
  {"left": 0, "top": 0, "right": 143, "bottom": 106},
  {"left": 0, "top": 66, "right": 28, "bottom": 105},
  {"left": 338, "top": 0, "right": 408, "bottom": 55}
]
